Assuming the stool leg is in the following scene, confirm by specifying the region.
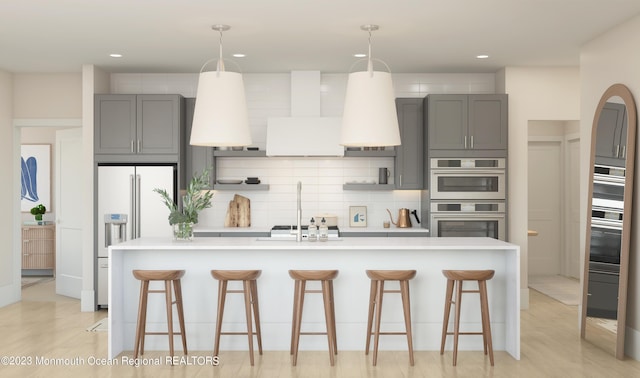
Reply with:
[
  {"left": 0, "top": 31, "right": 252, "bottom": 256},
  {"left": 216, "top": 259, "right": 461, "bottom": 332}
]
[
  {"left": 173, "top": 279, "right": 187, "bottom": 355},
  {"left": 214, "top": 280, "right": 228, "bottom": 357},
  {"left": 292, "top": 279, "right": 306, "bottom": 366},
  {"left": 365, "top": 279, "right": 376, "bottom": 356},
  {"left": 440, "top": 278, "right": 454, "bottom": 355},
  {"left": 400, "top": 279, "right": 415, "bottom": 366},
  {"left": 479, "top": 280, "right": 494, "bottom": 366},
  {"left": 242, "top": 280, "right": 255, "bottom": 366},
  {"left": 372, "top": 280, "right": 384, "bottom": 366},
  {"left": 329, "top": 280, "right": 337, "bottom": 355},
  {"left": 250, "top": 280, "right": 263, "bottom": 355},
  {"left": 453, "top": 280, "right": 463, "bottom": 366},
  {"left": 290, "top": 279, "right": 300, "bottom": 355},
  {"left": 165, "top": 280, "right": 175, "bottom": 359},
  {"left": 322, "top": 280, "right": 335, "bottom": 366},
  {"left": 134, "top": 280, "right": 149, "bottom": 358}
]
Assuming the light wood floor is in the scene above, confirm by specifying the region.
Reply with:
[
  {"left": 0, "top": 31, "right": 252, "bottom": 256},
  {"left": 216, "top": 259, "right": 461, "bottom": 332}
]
[{"left": 1, "top": 281, "right": 640, "bottom": 377}]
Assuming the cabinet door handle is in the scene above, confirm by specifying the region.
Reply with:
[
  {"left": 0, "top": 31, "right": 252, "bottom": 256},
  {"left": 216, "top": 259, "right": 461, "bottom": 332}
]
[
  {"left": 137, "top": 140, "right": 141, "bottom": 153},
  {"left": 399, "top": 175, "right": 402, "bottom": 187},
  {"left": 615, "top": 145, "right": 620, "bottom": 158},
  {"left": 464, "top": 135, "right": 468, "bottom": 149},
  {"left": 130, "top": 140, "right": 135, "bottom": 153},
  {"left": 621, "top": 145, "right": 626, "bottom": 159}
]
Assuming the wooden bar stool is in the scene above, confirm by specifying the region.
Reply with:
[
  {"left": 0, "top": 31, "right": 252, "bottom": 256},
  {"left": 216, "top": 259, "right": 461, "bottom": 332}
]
[
  {"left": 365, "top": 270, "right": 417, "bottom": 366},
  {"left": 210, "top": 270, "right": 263, "bottom": 366},
  {"left": 289, "top": 269, "right": 339, "bottom": 366},
  {"left": 440, "top": 269, "right": 495, "bottom": 366},
  {"left": 132, "top": 269, "right": 187, "bottom": 359}
]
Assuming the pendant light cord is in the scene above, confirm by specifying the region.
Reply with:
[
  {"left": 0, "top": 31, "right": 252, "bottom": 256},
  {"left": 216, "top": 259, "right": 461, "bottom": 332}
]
[
  {"left": 367, "top": 29, "right": 373, "bottom": 77},
  {"left": 216, "top": 28, "right": 225, "bottom": 74}
]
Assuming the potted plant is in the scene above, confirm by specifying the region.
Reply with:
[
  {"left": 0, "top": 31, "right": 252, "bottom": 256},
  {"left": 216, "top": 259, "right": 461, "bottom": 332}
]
[
  {"left": 30, "top": 204, "right": 46, "bottom": 223},
  {"left": 154, "top": 169, "right": 214, "bottom": 240}
]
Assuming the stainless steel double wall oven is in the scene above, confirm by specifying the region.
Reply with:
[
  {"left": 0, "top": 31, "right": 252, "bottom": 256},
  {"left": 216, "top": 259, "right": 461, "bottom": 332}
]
[{"left": 429, "top": 158, "right": 507, "bottom": 240}]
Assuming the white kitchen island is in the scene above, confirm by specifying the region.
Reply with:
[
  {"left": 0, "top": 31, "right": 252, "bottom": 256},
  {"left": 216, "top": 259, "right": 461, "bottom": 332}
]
[{"left": 108, "top": 237, "right": 520, "bottom": 360}]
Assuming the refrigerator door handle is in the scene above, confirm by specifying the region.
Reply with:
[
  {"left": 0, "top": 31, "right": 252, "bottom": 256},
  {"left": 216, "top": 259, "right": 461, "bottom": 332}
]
[
  {"left": 130, "top": 174, "right": 136, "bottom": 238},
  {"left": 135, "top": 174, "right": 141, "bottom": 238}
]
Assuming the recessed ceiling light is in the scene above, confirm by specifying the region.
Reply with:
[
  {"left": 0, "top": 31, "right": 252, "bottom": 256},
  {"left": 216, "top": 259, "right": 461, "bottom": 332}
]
[
  {"left": 354, "top": 53, "right": 367, "bottom": 58},
  {"left": 109, "top": 53, "right": 123, "bottom": 58},
  {"left": 476, "top": 54, "right": 489, "bottom": 59},
  {"left": 232, "top": 53, "right": 246, "bottom": 58}
]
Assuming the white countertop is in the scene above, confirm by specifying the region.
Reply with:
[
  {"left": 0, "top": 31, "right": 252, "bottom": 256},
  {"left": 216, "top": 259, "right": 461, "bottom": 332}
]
[
  {"left": 111, "top": 236, "right": 513, "bottom": 251},
  {"left": 194, "top": 226, "right": 429, "bottom": 233}
]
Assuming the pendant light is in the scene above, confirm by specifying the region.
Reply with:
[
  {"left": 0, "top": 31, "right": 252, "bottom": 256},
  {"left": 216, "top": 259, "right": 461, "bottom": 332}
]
[
  {"left": 341, "top": 25, "right": 401, "bottom": 147},
  {"left": 190, "top": 25, "right": 252, "bottom": 147}
]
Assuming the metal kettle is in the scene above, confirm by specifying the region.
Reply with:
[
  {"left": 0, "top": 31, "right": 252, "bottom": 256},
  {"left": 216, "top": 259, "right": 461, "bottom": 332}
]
[{"left": 386, "top": 208, "right": 412, "bottom": 228}]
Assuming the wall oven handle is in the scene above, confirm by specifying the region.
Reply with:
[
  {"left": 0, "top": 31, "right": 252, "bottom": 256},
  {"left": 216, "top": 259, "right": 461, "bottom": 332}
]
[
  {"left": 590, "top": 218, "right": 623, "bottom": 230},
  {"left": 431, "top": 169, "right": 506, "bottom": 175}
]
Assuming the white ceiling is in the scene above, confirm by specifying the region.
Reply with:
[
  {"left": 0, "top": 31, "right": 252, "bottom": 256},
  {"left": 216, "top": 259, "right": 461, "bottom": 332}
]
[{"left": 2, "top": 0, "right": 640, "bottom": 74}]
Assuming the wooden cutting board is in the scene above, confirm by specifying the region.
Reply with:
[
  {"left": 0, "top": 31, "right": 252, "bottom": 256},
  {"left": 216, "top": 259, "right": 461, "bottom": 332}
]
[{"left": 224, "top": 194, "right": 250, "bottom": 227}]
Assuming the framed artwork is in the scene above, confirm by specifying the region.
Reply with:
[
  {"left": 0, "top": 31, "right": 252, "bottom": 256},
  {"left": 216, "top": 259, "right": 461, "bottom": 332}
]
[
  {"left": 21, "top": 144, "right": 51, "bottom": 212},
  {"left": 349, "top": 206, "right": 367, "bottom": 227}
]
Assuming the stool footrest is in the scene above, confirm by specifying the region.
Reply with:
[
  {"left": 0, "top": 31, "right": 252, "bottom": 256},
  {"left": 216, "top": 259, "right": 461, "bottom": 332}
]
[
  {"left": 300, "top": 332, "right": 329, "bottom": 336},
  {"left": 219, "top": 332, "right": 259, "bottom": 336},
  {"left": 445, "top": 331, "right": 484, "bottom": 336},
  {"left": 145, "top": 332, "right": 183, "bottom": 336},
  {"left": 369, "top": 332, "right": 409, "bottom": 336}
]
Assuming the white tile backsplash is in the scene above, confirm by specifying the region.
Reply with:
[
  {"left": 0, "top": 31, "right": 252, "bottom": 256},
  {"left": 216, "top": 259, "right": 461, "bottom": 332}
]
[{"left": 110, "top": 71, "right": 496, "bottom": 229}]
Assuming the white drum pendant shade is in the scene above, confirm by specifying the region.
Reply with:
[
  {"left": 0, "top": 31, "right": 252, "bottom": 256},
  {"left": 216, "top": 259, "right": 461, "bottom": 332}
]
[
  {"left": 341, "top": 70, "right": 401, "bottom": 147},
  {"left": 190, "top": 70, "right": 252, "bottom": 146}
]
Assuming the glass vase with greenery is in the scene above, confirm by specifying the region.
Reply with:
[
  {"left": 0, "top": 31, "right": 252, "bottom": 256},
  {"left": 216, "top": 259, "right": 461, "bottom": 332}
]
[
  {"left": 154, "top": 169, "right": 214, "bottom": 240},
  {"left": 30, "top": 204, "right": 46, "bottom": 222}
]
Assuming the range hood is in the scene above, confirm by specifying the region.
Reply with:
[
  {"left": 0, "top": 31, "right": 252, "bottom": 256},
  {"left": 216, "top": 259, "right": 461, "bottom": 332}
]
[{"left": 266, "top": 71, "right": 344, "bottom": 157}]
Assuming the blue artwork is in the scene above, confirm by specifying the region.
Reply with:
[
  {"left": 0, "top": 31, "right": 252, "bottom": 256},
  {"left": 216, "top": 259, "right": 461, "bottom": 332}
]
[
  {"left": 21, "top": 155, "right": 39, "bottom": 202},
  {"left": 20, "top": 144, "right": 50, "bottom": 212}
]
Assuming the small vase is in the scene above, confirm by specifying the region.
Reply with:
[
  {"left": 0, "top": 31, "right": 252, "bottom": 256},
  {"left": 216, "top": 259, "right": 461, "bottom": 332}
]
[
  {"left": 35, "top": 214, "right": 43, "bottom": 221},
  {"left": 173, "top": 222, "right": 194, "bottom": 241}
]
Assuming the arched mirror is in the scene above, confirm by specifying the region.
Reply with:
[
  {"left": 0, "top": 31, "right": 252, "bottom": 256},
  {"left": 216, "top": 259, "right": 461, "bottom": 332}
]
[{"left": 581, "top": 83, "right": 636, "bottom": 359}]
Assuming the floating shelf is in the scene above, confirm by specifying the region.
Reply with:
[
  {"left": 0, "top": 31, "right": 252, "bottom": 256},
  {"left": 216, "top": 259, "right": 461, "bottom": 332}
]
[
  {"left": 213, "top": 184, "right": 270, "bottom": 191},
  {"left": 344, "top": 150, "right": 396, "bottom": 157},
  {"left": 343, "top": 184, "right": 395, "bottom": 190},
  {"left": 213, "top": 150, "right": 267, "bottom": 157}
]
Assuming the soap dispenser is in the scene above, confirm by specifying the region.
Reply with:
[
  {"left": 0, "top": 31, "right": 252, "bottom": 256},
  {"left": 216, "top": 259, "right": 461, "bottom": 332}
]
[
  {"left": 308, "top": 217, "right": 317, "bottom": 242},
  {"left": 319, "top": 217, "right": 329, "bottom": 242}
]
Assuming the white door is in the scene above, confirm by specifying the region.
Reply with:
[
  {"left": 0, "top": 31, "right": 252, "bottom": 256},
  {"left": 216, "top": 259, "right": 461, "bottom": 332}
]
[
  {"left": 528, "top": 140, "right": 563, "bottom": 275},
  {"left": 55, "top": 128, "right": 83, "bottom": 298}
]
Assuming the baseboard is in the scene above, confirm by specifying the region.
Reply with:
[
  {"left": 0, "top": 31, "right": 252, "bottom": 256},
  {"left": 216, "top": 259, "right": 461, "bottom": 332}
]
[
  {"left": 521, "top": 288, "right": 530, "bottom": 309},
  {"left": 625, "top": 325, "right": 640, "bottom": 361},
  {"left": 81, "top": 290, "right": 95, "bottom": 312}
]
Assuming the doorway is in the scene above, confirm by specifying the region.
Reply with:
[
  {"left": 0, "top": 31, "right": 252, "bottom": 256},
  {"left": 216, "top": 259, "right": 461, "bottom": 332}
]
[
  {"left": 527, "top": 120, "right": 581, "bottom": 303},
  {"left": 18, "top": 122, "right": 82, "bottom": 300}
]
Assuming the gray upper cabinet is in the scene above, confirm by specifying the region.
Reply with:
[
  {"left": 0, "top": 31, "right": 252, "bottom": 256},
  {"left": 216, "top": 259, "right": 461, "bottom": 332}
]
[
  {"left": 395, "top": 98, "right": 424, "bottom": 189},
  {"left": 95, "top": 94, "right": 183, "bottom": 157},
  {"left": 428, "top": 94, "right": 507, "bottom": 157},
  {"left": 595, "top": 102, "right": 627, "bottom": 167}
]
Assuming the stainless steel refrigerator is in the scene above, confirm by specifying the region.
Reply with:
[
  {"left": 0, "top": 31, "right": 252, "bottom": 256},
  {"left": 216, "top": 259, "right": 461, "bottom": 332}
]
[{"left": 96, "top": 164, "right": 177, "bottom": 308}]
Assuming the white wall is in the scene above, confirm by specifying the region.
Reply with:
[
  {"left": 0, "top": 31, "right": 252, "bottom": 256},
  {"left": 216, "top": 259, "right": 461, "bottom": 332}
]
[
  {"left": 581, "top": 13, "right": 640, "bottom": 359},
  {"left": 0, "top": 70, "right": 18, "bottom": 306},
  {"left": 13, "top": 73, "right": 82, "bottom": 118},
  {"left": 498, "top": 66, "right": 581, "bottom": 308}
]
